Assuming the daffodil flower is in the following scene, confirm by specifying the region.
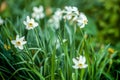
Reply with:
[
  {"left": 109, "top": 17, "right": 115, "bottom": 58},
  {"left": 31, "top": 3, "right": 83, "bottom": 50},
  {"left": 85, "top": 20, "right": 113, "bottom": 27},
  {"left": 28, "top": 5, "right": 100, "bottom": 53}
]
[
  {"left": 11, "top": 35, "right": 27, "bottom": 50},
  {"left": 32, "top": 6, "right": 45, "bottom": 20},
  {"left": 72, "top": 55, "right": 88, "bottom": 69},
  {"left": 76, "top": 13, "right": 88, "bottom": 28},
  {"left": 54, "top": 8, "right": 63, "bottom": 21},
  {"left": 48, "top": 9, "right": 63, "bottom": 29},
  {"left": 23, "top": 16, "right": 38, "bottom": 30}
]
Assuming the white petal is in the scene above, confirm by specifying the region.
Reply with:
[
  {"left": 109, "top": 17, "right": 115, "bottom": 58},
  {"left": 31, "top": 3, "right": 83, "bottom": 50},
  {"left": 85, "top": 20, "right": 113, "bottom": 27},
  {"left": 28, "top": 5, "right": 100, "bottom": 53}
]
[
  {"left": 78, "top": 55, "right": 86, "bottom": 64},
  {"left": 80, "top": 24, "right": 85, "bottom": 28},
  {"left": 80, "top": 64, "right": 88, "bottom": 68},
  {"left": 77, "top": 19, "right": 83, "bottom": 23},
  {"left": 82, "top": 56, "right": 86, "bottom": 64},
  {"left": 19, "top": 36, "right": 25, "bottom": 41},
  {"left": 39, "top": 6, "right": 44, "bottom": 11},
  {"left": 72, "top": 16, "right": 78, "bottom": 21},
  {"left": 22, "top": 41, "right": 27, "bottom": 45},
  {"left": 32, "top": 13, "right": 36, "bottom": 18},
  {"left": 72, "top": 58, "right": 78, "bottom": 64},
  {"left": 11, "top": 40, "right": 16, "bottom": 45},
  {"left": 16, "top": 35, "right": 19, "bottom": 40},
  {"left": 26, "top": 26, "right": 31, "bottom": 30},
  {"left": 67, "top": 15, "right": 72, "bottom": 20},
  {"left": 23, "top": 21, "right": 27, "bottom": 25},
  {"left": 33, "top": 7, "right": 38, "bottom": 12},
  {"left": 14, "top": 45, "right": 18, "bottom": 48},
  {"left": 34, "top": 22, "right": 38, "bottom": 27},
  {"left": 18, "top": 46, "right": 23, "bottom": 50},
  {"left": 31, "top": 19, "right": 34, "bottom": 22},
  {"left": 72, "top": 65, "right": 79, "bottom": 69},
  {"left": 27, "top": 16, "right": 30, "bottom": 22},
  {"left": 79, "top": 55, "right": 83, "bottom": 60}
]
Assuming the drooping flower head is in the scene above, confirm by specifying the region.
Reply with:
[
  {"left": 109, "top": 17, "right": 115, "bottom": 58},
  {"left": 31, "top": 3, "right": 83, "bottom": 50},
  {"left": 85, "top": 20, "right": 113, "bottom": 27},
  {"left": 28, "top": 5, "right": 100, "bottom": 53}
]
[
  {"left": 76, "top": 13, "right": 88, "bottom": 28},
  {"left": 23, "top": 16, "right": 38, "bottom": 30},
  {"left": 32, "top": 6, "right": 45, "bottom": 20},
  {"left": 72, "top": 55, "right": 88, "bottom": 69},
  {"left": 11, "top": 35, "right": 27, "bottom": 50}
]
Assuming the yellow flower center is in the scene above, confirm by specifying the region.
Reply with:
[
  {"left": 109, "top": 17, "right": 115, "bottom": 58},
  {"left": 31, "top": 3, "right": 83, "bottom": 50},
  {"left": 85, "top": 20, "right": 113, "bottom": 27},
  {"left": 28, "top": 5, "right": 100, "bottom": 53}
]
[
  {"left": 84, "top": 20, "right": 88, "bottom": 24},
  {"left": 28, "top": 22, "right": 33, "bottom": 27},
  {"left": 16, "top": 41, "right": 21, "bottom": 46},
  {"left": 78, "top": 63, "right": 83, "bottom": 67}
]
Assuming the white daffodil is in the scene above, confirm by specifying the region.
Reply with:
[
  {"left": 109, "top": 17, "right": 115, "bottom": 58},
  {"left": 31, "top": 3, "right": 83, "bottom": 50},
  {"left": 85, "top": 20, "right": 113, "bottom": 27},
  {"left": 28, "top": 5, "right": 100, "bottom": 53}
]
[
  {"left": 72, "top": 55, "right": 88, "bottom": 69},
  {"left": 11, "top": 35, "right": 27, "bottom": 50},
  {"left": 63, "top": 6, "right": 79, "bottom": 20},
  {"left": 48, "top": 8, "right": 63, "bottom": 29},
  {"left": 0, "top": 17, "right": 4, "bottom": 25},
  {"left": 54, "top": 8, "right": 63, "bottom": 21},
  {"left": 32, "top": 6, "right": 45, "bottom": 20},
  {"left": 76, "top": 13, "right": 88, "bottom": 28},
  {"left": 23, "top": 16, "right": 38, "bottom": 30}
]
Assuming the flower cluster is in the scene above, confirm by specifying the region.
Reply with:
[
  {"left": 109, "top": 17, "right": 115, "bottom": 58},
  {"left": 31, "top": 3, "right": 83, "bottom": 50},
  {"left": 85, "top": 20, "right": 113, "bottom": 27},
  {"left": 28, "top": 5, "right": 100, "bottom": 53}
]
[
  {"left": 48, "top": 6, "right": 88, "bottom": 29},
  {"left": 62, "top": 6, "right": 88, "bottom": 28},
  {"left": 72, "top": 55, "right": 88, "bottom": 69}
]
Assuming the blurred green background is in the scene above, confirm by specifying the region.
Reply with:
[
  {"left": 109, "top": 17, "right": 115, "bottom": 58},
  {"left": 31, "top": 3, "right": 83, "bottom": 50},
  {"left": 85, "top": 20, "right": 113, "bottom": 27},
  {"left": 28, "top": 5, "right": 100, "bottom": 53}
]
[{"left": 0, "top": 0, "right": 120, "bottom": 50}]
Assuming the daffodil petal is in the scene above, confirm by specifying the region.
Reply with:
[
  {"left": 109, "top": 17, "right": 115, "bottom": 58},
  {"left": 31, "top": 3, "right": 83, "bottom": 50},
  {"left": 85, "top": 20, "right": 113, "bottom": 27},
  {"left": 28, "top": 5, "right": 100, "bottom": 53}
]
[
  {"left": 72, "top": 65, "right": 79, "bottom": 69},
  {"left": 73, "top": 58, "right": 78, "bottom": 64}
]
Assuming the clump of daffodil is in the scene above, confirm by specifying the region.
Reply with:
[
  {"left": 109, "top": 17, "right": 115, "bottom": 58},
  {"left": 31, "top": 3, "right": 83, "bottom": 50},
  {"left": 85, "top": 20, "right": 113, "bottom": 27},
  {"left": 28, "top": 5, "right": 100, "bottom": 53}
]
[
  {"left": 72, "top": 55, "right": 88, "bottom": 69},
  {"left": 32, "top": 5, "right": 45, "bottom": 20},
  {"left": 11, "top": 35, "right": 27, "bottom": 50},
  {"left": 23, "top": 16, "right": 38, "bottom": 30},
  {"left": 62, "top": 6, "right": 88, "bottom": 28}
]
